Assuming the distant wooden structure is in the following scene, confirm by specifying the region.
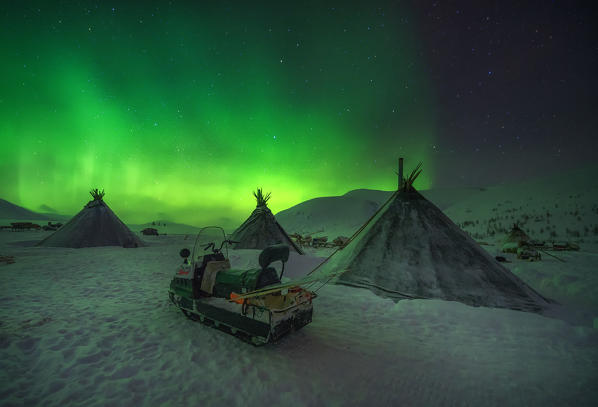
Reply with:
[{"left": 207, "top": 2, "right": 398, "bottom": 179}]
[
  {"left": 10, "top": 222, "right": 41, "bottom": 231},
  {"left": 0, "top": 255, "right": 15, "bottom": 264},
  {"left": 141, "top": 228, "right": 159, "bottom": 236},
  {"left": 312, "top": 236, "right": 328, "bottom": 248}
]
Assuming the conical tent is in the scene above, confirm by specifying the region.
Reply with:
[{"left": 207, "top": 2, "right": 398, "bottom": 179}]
[
  {"left": 315, "top": 162, "right": 549, "bottom": 313},
  {"left": 502, "top": 224, "right": 531, "bottom": 253},
  {"left": 230, "top": 189, "right": 303, "bottom": 254},
  {"left": 37, "top": 189, "right": 145, "bottom": 248}
]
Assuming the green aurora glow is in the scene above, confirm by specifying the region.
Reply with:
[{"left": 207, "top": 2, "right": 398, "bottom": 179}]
[{"left": 0, "top": 2, "right": 436, "bottom": 227}]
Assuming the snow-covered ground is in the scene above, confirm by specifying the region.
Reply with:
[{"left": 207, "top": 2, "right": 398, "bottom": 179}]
[{"left": 1, "top": 230, "right": 597, "bottom": 406}]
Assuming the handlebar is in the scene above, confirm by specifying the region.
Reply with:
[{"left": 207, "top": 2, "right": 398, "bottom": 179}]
[
  {"left": 202, "top": 240, "right": 239, "bottom": 254},
  {"left": 217, "top": 239, "right": 239, "bottom": 251}
]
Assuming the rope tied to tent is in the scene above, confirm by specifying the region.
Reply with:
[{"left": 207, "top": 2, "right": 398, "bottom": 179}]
[
  {"left": 300, "top": 189, "right": 400, "bottom": 295},
  {"left": 306, "top": 190, "right": 398, "bottom": 278},
  {"left": 303, "top": 161, "right": 421, "bottom": 292}
]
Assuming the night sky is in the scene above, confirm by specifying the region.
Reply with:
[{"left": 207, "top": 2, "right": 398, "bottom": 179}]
[{"left": 1, "top": 1, "right": 596, "bottom": 226}]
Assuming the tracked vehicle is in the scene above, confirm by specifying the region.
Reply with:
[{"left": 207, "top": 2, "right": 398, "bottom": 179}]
[{"left": 168, "top": 226, "right": 316, "bottom": 345}]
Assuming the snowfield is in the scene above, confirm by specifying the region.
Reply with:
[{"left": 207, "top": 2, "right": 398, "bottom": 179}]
[{"left": 1, "top": 231, "right": 597, "bottom": 406}]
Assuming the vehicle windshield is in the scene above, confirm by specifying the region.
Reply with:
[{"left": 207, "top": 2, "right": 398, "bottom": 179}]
[{"left": 191, "top": 226, "right": 228, "bottom": 264}]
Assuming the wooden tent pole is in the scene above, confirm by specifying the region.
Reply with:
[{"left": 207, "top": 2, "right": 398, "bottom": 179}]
[{"left": 398, "top": 157, "right": 404, "bottom": 190}]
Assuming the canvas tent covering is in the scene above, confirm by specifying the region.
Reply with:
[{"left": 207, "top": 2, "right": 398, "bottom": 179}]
[
  {"left": 37, "top": 191, "right": 145, "bottom": 248},
  {"left": 314, "top": 166, "right": 549, "bottom": 313},
  {"left": 502, "top": 224, "right": 531, "bottom": 253},
  {"left": 230, "top": 189, "right": 303, "bottom": 254}
]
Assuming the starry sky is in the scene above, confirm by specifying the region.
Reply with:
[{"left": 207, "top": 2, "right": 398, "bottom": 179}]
[{"left": 1, "top": 1, "right": 596, "bottom": 227}]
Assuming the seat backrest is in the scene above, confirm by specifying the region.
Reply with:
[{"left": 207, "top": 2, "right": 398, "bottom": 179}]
[{"left": 258, "top": 244, "right": 290, "bottom": 269}]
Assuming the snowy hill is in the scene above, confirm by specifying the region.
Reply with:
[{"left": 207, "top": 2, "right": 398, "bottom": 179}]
[
  {"left": 275, "top": 187, "right": 487, "bottom": 239},
  {"left": 275, "top": 189, "right": 390, "bottom": 239},
  {"left": 128, "top": 220, "right": 202, "bottom": 235},
  {"left": 39, "top": 213, "right": 73, "bottom": 223},
  {"left": 276, "top": 166, "right": 598, "bottom": 246},
  {"left": 444, "top": 166, "right": 598, "bottom": 245},
  {"left": 0, "top": 198, "right": 49, "bottom": 220},
  {"left": 38, "top": 204, "right": 58, "bottom": 213}
]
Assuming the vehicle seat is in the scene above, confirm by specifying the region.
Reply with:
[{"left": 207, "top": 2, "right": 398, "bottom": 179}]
[
  {"left": 259, "top": 244, "right": 290, "bottom": 269},
  {"left": 200, "top": 259, "right": 231, "bottom": 295}
]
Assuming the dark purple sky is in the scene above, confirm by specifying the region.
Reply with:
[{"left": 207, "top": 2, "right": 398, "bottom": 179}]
[{"left": 411, "top": 0, "right": 597, "bottom": 186}]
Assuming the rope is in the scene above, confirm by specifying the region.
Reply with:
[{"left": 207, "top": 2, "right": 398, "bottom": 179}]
[
  {"left": 308, "top": 276, "right": 429, "bottom": 300},
  {"left": 537, "top": 248, "right": 566, "bottom": 262},
  {"left": 345, "top": 190, "right": 398, "bottom": 245},
  {"left": 312, "top": 277, "right": 333, "bottom": 293},
  {"left": 337, "top": 281, "right": 428, "bottom": 300},
  {"left": 300, "top": 190, "right": 399, "bottom": 295},
  {"left": 306, "top": 190, "right": 398, "bottom": 277}
]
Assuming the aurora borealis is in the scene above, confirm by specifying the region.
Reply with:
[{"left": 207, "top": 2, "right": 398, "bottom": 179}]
[
  {"left": 0, "top": 1, "right": 437, "bottom": 226},
  {"left": 1, "top": 1, "right": 595, "bottom": 227}
]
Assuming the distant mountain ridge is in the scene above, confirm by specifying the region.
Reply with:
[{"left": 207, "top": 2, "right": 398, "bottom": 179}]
[
  {"left": 275, "top": 187, "right": 484, "bottom": 238},
  {"left": 275, "top": 165, "right": 598, "bottom": 244},
  {"left": 39, "top": 204, "right": 58, "bottom": 213},
  {"left": 275, "top": 189, "right": 389, "bottom": 239},
  {"left": 0, "top": 199, "right": 73, "bottom": 222},
  {"left": 128, "top": 220, "right": 202, "bottom": 235},
  {"left": 0, "top": 198, "right": 50, "bottom": 220}
]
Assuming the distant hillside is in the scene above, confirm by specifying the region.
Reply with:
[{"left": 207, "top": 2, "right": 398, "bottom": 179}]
[
  {"left": 275, "top": 189, "right": 389, "bottom": 239},
  {"left": 0, "top": 198, "right": 49, "bottom": 220},
  {"left": 275, "top": 165, "right": 598, "bottom": 245},
  {"left": 39, "top": 204, "right": 58, "bottom": 213},
  {"left": 35, "top": 205, "right": 72, "bottom": 222},
  {"left": 445, "top": 165, "right": 598, "bottom": 245},
  {"left": 275, "top": 187, "right": 484, "bottom": 239},
  {"left": 39, "top": 213, "right": 73, "bottom": 222},
  {"left": 128, "top": 220, "right": 202, "bottom": 235}
]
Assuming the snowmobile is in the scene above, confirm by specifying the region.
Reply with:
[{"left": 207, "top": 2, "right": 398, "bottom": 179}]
[{"left": 168, "top": 226, "right": 317, "bottom": 345}]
